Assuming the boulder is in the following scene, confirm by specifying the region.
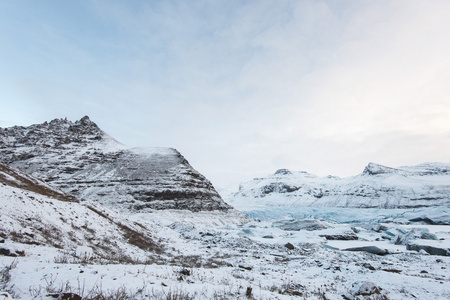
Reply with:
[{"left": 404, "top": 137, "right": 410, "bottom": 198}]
[{"left": 285, "top": 242, "right": 295, "bottom": 250}]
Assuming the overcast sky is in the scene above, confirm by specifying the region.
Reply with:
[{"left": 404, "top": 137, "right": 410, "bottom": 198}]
[{"left": 1, "top": 0, "right": 449, "bottom": 189}]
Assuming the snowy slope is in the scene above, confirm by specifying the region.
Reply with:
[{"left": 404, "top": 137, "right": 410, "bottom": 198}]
[
  {"left": 1, "top": 164, "right": 449, "bottom": 299},
  {"left": 0, "top": 163, "right": 167, "bottom": 261},
  {"left": 0, "top": 116, "right": 231, "bottom": 212},
  {"left": 229, "top": 163, "right": 450, "bottom": 209}
]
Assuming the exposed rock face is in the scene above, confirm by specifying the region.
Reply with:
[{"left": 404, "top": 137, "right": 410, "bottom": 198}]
[
  {"left": 232, "top": 162, "right": 450, "bottom": 208},
  {"left": 0, "top": 116, "right": 231, "bottom": 212}
]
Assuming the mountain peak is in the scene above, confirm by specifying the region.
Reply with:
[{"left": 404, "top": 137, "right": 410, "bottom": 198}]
[
  {"left": 363, "top": 162, "right": 398, "bottom": 175},
  {"left": 274, "top": 169, "right": 292, "bottom": 175},
  {"left": 0, "top": 117, "right": 232, "bottom": 212},
  {"left": 77, "top": 115, "right": 94, "bottom": 126}
]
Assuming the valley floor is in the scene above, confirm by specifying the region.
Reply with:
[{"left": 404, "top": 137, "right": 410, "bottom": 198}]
[{"left": 1, "top": 209, "right": 450, "bottom": 299}]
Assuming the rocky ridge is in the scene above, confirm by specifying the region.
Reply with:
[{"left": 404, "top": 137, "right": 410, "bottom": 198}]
[
  {"left": 231, "top": 162, "right": 450, "bottom": 208},
  {"left": 0, "top": 116, "right": 231, "bottom": 212}
]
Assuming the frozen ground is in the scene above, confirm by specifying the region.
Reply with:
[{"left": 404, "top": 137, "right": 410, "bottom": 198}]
[
  {"left": 1, "top": 205, "right": 449, "bottom": 299},
  {"left": 1, "top": 162, "right": 449, "bottom": 299}
]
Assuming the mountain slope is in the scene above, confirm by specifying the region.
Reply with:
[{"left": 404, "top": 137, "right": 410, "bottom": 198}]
[
  {"left": 230, "top": 162, "right": 450, "bottom": 208},
  {"left": 0, "top": 162, "right": 165, "bottom": 261},
  {"left": 0, "top": 116, "right": 231, "bottom": 212},
  {"left": 0, "top": 162, "right": 77, "bottom": 202}
]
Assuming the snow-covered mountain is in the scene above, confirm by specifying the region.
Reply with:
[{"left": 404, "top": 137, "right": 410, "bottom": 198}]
[
  {"left": 229, "top": 162, "right": 450, "bottom": 208},
  {"left": 0, "top": 116, "right": 231, "bottom": 212}
]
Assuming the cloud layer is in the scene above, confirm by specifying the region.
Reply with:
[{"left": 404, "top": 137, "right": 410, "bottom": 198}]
[{"left": 1, "top": 0, "right": 449, "bottom": 188}]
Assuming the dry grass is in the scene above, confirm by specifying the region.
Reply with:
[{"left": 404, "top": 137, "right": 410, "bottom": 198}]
[
  {"left": 87, "top": 204, "right": 165, "bottom": 254},
  {"left": 0, "top": 259, "right": 18, "bottom": 298},
  {"left": 29, "top": 277, "right": 198, "bottom": 300},
  {"left": 0, "top": 162, "right": 77, "bottom": 202}
]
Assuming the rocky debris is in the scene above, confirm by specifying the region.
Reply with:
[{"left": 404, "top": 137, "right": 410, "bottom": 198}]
[
  {"left": 0, "top": 117, "right": 232, "bottom": 212},
  {"left": 343, "top": 246, "right": 389, "bottom": 256},
  {"left": 272, "top": 219, "right": 327, "bottom": 231},
  {"left": 406, "top": 241, "right": 450, "bottom": 256}
]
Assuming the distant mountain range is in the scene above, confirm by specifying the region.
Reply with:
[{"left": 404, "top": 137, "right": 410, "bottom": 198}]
[
  {"left": 230, "top": 162, "right": 450, "bottom": 208},
  {"left": 1, "top": 116, "right": 448, "bottom": 211},
  {"left": 0, "top": 116, "right": 231, "bottom": 212}
]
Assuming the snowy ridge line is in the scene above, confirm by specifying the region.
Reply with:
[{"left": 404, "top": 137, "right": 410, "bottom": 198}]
[{"left": 229, "top": 162, "right": 450, "bottom": 209}]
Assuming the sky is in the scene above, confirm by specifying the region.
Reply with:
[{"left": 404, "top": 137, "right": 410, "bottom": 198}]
[{"left": 1, "top": 0, "right": 449, "bottom": 190}]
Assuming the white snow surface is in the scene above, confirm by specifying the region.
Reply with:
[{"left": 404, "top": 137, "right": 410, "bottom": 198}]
[
  {"left": 228, "top": 162, "right": 450, "bottom": 209},
  {"left": 1, "top": 172, "right": 450, "bottom": 299}
]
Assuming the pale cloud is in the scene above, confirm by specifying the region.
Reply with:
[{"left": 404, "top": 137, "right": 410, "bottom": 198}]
[{"left": 0, "top": 0, "right": 449, "bottom": 188}]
